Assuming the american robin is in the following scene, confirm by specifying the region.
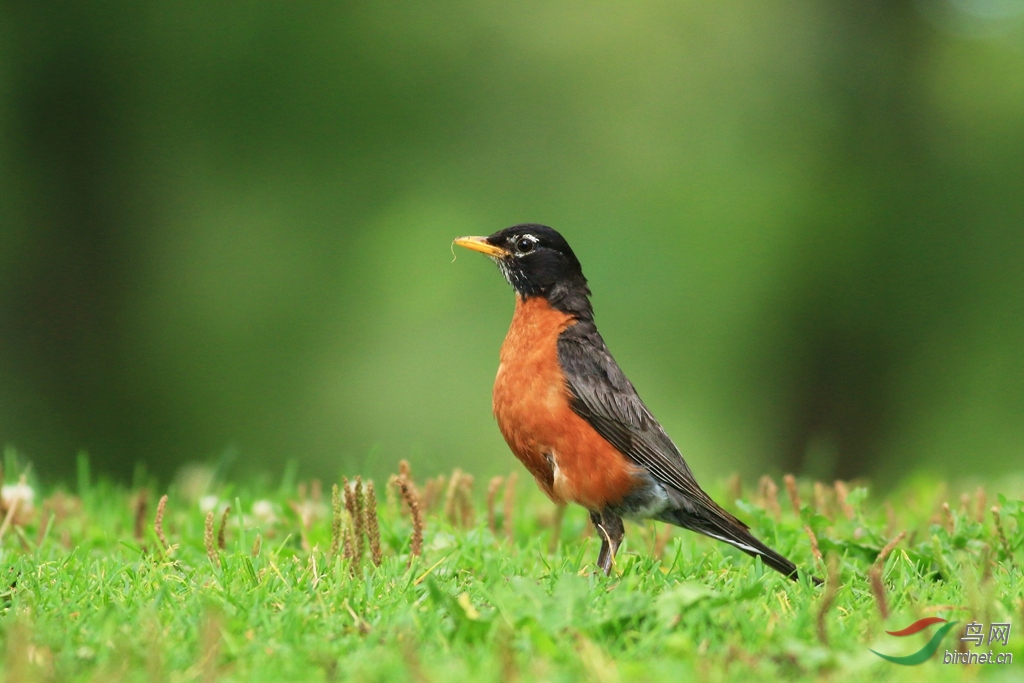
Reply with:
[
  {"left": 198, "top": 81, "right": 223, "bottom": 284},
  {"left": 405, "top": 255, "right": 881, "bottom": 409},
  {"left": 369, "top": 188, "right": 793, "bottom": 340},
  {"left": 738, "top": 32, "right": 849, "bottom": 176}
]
[{"left": 455, "top": 224, "right": 815, "bottom": 583}]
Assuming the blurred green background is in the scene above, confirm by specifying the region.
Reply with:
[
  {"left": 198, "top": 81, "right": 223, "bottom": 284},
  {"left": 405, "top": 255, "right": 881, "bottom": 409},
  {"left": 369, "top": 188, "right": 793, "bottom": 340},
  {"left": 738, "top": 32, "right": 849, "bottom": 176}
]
[{"left": 1, "top": 1, "right": 1022, "bottom": 487}]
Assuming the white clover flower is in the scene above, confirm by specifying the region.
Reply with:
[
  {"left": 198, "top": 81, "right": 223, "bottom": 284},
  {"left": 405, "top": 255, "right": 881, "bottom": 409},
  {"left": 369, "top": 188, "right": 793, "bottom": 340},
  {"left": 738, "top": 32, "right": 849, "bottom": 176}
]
[{"left": 251, "top": 499, "right": 278, "bottom": 525}]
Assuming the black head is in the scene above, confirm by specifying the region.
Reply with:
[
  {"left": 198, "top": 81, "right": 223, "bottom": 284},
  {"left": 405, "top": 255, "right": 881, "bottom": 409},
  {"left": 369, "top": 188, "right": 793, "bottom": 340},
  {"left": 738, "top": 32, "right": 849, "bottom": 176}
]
[{"left": 454, "top": 224, "right": 593, "bottom": 317}]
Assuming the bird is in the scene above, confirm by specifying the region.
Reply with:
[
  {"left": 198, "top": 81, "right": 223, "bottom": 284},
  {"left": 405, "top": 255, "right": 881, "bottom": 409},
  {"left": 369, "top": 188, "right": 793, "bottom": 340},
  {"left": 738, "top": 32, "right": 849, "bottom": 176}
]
[{"left": 454, "top": 224, "right": 815, "bottom": 583}]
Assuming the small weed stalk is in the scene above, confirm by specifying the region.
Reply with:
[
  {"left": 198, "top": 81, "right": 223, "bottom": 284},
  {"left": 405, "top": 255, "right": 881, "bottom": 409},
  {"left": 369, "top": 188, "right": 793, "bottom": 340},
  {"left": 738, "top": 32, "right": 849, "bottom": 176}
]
[
  {"left": 868, "top": 565, "right": 888, "bottom": 619},
  {"left": 397, "top": 475, "right": 423, "bottom": 560},
  {"left": 991, "top": 506, "right": 1015, "bottom": 566},
  {"left": 385, "top": 474, "right": 400, "bottom": 517},
  {"left": 758, "top": 475, "right": 780, "bottom": 521},
  {"left": 251, "top": 532, "right": 262, "bottom": 558},
  {"left": 0, "top": 479, "right": 24, "bottom": 544},
  {"left": 444, "top": 469, "right": 463, "bottom": 526},
  {"left": 422, "top": 475, "right": 447, "bottom": 513},
  {"left": 874, "top": 530, "right": 906, "bottom": 569},
  {"left": 783, "top": 474, "right": 800, "bottom": 515},
  {"left": 458, "top": 474, "right": 475, "bottom": 528},
  {"left": 154, "top": 494, "right": 169, "bottom": 553},
  {"left": 831, "top": 483, "right": 856, "bottom": 520},
  {"left": 813, "top": 482, "right": 831, "bottom": 519},
  {"left": 804, "top": 525, "right": 822, "bottom": 565},
  {"left": 341, "top": 478, "right": 358, "bottom": 567},
  {"left": 503, "top": 472, "right": 518, "bottom": 542},
  {"left": 217, "top": 505, "right": 230, "bottom": 550},
  {"left": 941, "top": 502, "right": 954, "bottom": 533},
  {"left": 365, "top": 481, "right": 382, "bottom": 567},
  {"left": 391, "top": 461, "right": 418, "bottom": 519},
  {"left": 834, "top": 481, "right": 854, "bottom": 520},
  {"left": 330, "top": 484, "right": 342, "bottom": 559},
  {"left": 133, "top": 490, "right": 148, "bottom": 543},
  {"left": 204, "top": 511, "right": 219, "bottom": 567},
  {"left": 342, "top": 510, "right": 356, "bottom": 565},
  {"left": 487, "top": 476, "right": 505, "bottom": 534},
  {"left": 974, "top": 486, "right": 987, "bottom": 523},
  {"left": 0, "top": 501, "right": 18, "bottom": 543},
  {"left": 816, "top": 553, "right": 840, "bottom": 644},
  {"left": 352, "top": 477, "right": 366, "bottom": 563}
]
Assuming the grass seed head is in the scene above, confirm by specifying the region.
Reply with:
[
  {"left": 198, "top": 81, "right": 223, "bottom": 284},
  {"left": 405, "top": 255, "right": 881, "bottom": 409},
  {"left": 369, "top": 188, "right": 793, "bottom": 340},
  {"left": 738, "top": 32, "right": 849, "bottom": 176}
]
[
  {"left": 422, "top": 475, "right": 447, "bottom": 513},
  {"left": 353, "top": 476, "right": 365, "bottom": 563},
  {"left": 813, "top": 482, "right": 831, "bottom": 519},
  {"left": 444, "top": 469, "right": 463, "bottom": 526},
  {"left": 974, "top": 486, "right": 987, "bottom": 523},
  {"left": 940, "top": 501, "right": 954, "bottom": 533},
  {"left": 365, "top": 480, "right": 382, "bottom": 567},
  {"left": 204, "top": 510, "right": 219, "bottom": 567},
  {"left": 816, "top": 553, "right": 841, "bottom": 644},
  {"left": 339, "top": 479, "right": 356, "bottom": 566},
  {"left": 330, "top": 483, "right": 342, "bottom": 559},
  {"left": 386, "top": 474, "right": 401, "bottom": 516},
  {"left": 217, "top": 505, "right": 230, "bottom": 550},
  {"left": 874, "top": 530, "right": 906, "bottom": 569},
  {"left": 834, "top": 481, "right": 855, "bottom": 520},
  {"left": 397, "top": 475, "right": 423, "bottom": 560},
  {"left": 758, "top": 475, "right": 780, "bottom": 521},
  {"left": 154, "top": 494, "right": 169, "bottom": 552},
  {"left": 783, "top": 474, "right": 800, "bottom": 515},
  {"left": 868, "top": 565, "right": 888, "bottom": 619},
  {"left": 804, "top": 525, "right": 822, "bottom": 564}
]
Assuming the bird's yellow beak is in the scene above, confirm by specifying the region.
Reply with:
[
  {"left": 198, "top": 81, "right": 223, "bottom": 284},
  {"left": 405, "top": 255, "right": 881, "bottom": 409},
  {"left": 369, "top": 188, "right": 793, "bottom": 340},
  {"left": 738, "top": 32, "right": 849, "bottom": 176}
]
[{"left": 453, "top": 236, "right": 510, "bottom": 258}]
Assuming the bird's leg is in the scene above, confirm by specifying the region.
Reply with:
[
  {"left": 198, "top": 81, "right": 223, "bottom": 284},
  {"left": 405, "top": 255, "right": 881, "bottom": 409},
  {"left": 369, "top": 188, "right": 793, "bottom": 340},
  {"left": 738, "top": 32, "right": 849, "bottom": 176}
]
[{"left": 590, "top": 510, "right": 625, "bottom": 576}]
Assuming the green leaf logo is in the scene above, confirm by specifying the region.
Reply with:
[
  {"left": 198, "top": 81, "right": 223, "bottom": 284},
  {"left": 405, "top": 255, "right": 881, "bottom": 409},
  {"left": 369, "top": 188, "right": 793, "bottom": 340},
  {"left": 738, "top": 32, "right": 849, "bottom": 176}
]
[{"left": 870, "top": 618, "right": 959, "bottom": 665}]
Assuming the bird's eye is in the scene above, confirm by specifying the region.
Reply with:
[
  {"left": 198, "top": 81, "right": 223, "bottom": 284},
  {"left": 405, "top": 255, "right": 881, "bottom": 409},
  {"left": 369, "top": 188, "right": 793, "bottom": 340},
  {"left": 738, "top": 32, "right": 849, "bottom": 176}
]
[{"left": 516, "top": 237, "right": 536, "bottom": 254}]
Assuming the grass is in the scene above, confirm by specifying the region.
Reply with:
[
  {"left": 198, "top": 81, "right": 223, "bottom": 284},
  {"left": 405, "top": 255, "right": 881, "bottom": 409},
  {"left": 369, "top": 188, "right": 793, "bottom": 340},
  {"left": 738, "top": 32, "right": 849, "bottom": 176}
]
[{"left": 0, "top": 454, "right": 1022, "bottom": 683}]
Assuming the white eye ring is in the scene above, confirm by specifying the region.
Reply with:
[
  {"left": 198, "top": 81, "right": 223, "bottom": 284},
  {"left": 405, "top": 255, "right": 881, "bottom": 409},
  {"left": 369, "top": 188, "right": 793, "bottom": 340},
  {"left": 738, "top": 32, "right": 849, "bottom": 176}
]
[{"left": 515, "top": 235, "right": 538, "bottom": 255}]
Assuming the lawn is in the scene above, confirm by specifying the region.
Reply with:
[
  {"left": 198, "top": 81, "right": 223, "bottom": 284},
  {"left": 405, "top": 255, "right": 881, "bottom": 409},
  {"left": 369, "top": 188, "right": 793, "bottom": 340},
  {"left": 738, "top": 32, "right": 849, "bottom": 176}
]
[{"left": 0, "top": 452, "right": 1021, "bottom": 682}]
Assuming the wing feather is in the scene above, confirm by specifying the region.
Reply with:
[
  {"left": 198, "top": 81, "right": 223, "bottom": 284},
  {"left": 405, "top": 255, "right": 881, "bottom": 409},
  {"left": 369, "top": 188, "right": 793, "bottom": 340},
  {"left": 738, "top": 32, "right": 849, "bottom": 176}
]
[{"left": 557, "top": 322, "right": 711, "bottom": 507}]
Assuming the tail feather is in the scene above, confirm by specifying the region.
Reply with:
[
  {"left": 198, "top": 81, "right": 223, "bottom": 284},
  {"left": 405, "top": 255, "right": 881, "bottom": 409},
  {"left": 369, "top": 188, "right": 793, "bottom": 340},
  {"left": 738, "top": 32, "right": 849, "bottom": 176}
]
[{"left": 663, "top": 504, "right": 822, "bottom": 585}]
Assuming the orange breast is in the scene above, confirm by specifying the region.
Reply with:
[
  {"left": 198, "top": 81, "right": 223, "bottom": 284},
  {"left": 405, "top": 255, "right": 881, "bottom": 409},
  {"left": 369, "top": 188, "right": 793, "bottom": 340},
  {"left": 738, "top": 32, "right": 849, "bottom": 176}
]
[{"left": 492, "top": 296, "right": 641, "bottom": 511}]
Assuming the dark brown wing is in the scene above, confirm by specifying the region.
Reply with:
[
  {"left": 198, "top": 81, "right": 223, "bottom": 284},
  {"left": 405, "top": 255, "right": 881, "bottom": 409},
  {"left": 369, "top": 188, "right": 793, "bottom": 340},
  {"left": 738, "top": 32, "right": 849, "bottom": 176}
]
[
  {"left": 556, "top": 320, "right": 714, "bottom": 509},
  {"left": 556, "top": 319, "right": 807, "bottom": 582}
]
